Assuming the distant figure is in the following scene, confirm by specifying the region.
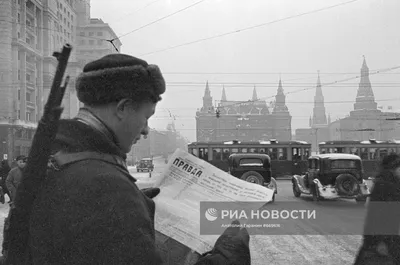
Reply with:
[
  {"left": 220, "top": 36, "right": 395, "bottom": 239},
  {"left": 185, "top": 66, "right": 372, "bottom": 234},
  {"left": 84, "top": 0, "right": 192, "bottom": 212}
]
[
  {"left": 0, "top": 160, "right": 11, "bottom": 203},
  {"left": 5, "top": 155, "right": 27, "bottom": 204}
]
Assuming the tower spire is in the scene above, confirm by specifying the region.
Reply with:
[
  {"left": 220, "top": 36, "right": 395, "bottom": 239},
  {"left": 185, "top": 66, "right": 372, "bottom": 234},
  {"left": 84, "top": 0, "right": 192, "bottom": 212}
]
[
  {"left": 354, "top": 56, "right": 377, "bottom": 110},
  {"left": 312, "top": 71, "right": 327, "bottom": 125},
  {"left": 272, "top": 78, "right": 289, "bottom": 113},
  {"left": 201, "top": 81, "right": 213, "bottom": 112},
  {"left": 252, "top": 85, "right": 258, "bottom": 101},
  {"left": 221, "top": 85, "right": 227, "bottom": 101}
]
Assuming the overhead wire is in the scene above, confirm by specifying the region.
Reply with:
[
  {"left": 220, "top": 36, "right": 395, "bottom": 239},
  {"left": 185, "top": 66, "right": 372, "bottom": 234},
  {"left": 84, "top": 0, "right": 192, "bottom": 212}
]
[
  {"left": 110, "top": 0, "right": 164, "bottom": 24},
  {"left": 139, "top": 0, "right": 362, "bottom": 56},
  {"left": 111, "top": 0, "right": 208, "bottom": 41}
]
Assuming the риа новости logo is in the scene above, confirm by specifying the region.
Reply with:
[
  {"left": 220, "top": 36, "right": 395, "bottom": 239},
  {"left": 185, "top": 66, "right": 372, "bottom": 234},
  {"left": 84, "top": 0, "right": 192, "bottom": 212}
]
[{"left": 205, "top": 208, "right": 218, "bottom": 221}]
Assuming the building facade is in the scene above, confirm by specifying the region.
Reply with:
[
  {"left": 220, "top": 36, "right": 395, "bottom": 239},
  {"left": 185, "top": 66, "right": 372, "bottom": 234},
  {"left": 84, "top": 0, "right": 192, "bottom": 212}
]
[
  {"left": 0, "top": 0, "right": 120, "bottom": 161},
  {"left": 196, "top": 80, "right": 292, "bottom": 142}
]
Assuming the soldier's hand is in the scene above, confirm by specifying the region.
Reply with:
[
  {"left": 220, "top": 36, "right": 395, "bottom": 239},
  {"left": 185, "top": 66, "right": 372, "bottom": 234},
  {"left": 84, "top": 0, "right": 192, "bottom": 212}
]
[
  {"left": 141, "top": 188, "right": 160, "bottom": 199},
  {"left": 197, "top": 220, "right": 250, "bottom": 265}
]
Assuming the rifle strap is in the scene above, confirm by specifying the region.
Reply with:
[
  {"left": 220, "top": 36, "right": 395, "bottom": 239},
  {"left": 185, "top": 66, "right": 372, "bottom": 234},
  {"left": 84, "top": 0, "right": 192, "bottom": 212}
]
[{"left": 51, "top": 151, "right": 128, "bottom": 171}]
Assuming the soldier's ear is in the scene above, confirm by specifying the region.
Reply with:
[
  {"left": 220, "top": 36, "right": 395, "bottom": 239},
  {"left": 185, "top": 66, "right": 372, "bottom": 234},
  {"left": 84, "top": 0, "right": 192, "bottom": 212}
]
[{"left": 115, "top": 99, "right": 136, "bottom": 119}]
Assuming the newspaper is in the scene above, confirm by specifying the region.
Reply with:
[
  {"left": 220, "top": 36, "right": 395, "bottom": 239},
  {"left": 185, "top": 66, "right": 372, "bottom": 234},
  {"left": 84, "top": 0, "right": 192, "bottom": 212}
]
[{"left": 152, "top": 148, "right": 274, "bottom": 254}]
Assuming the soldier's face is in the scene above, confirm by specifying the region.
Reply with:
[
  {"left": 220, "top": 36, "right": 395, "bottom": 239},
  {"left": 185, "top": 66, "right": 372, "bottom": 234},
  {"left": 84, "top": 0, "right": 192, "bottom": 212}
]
[{"left": 117, "top": 100, "right": 156, "bottom": 153}]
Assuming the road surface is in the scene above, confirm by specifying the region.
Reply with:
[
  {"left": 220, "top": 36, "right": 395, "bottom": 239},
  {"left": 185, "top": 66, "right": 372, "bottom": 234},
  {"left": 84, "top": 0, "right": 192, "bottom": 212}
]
[{"left": 0, "top": 157, "right": 365, "bottom": 264}]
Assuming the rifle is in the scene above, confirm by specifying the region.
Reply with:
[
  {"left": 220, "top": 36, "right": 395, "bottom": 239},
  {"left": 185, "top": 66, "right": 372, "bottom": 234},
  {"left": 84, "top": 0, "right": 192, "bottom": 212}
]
[{"left": 5, "top": 44, "right": 72, "bottom": 264}]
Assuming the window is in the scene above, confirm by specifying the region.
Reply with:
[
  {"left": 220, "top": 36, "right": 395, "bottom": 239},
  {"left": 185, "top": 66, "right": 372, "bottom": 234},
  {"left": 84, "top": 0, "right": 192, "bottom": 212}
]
[
  {"left": 89, "top": 32, "right": 94, "bottom": 36},
  {"left": 18, "top": 13, "right": 20, "bottom": 23},
  {"left": 97, "top": 32, "right": 103, "bottom": 36},
  {"left": 239, "top": 158, "right": 263, "bottom": 166},
  {"left": 212, "top": 148, "right": 222, "bottom": 160},
  {"left": 18, "top": 89, "right": 20, "bottom": 100},
  {"left": 198, "top": 148, "right": 208, "bottom": 161},
  {"left": 331, "top": 160, "right": 358, "bottom": 169},
  {"left": 26, "top": 92, "right": 31, "bottom": 102},
  {"left": 89, "top": 40, "right": 94, "bottom": 45},
  {"left": 97, "top": 39, "right": 102, "bottom": 45},
  {"left": 26, "top": 112, "right": 31, "bottom": 121},
  {"left": 18, "top": 70, "right": 20, "bottom": 80},
  {"left": 79, "top": 31, "right": 85, "bottom": 36},
  {"left": 222, "top": 148, "right": 230, "bottom": 160}
]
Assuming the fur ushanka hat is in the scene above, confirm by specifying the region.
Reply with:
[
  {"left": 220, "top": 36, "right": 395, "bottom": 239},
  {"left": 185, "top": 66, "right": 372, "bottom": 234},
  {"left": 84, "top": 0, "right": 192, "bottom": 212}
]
[{"left": 76, "top": 54, "right": 166, "bottom": 106}]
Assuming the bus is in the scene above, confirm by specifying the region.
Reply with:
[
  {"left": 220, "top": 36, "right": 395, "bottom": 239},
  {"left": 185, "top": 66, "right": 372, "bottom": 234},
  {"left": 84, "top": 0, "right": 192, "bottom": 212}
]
[
  {"left": 318, "top": 139, "right": 400, "bottom": 178},
  {"left": 188, "top": 140, "right": 311, "bottom": 178}
]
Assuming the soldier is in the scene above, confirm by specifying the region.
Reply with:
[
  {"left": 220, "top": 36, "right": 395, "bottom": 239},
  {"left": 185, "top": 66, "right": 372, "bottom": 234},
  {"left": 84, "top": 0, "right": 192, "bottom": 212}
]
[{"left": 26, "top": 54, "right": 250, "bottom": 264}]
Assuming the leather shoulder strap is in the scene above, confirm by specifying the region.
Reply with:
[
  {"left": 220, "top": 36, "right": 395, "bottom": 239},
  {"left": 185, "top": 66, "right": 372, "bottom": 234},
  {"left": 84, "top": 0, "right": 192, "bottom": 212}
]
[{"left": 52, "top": 151, "right": 128, "bottom": 170}]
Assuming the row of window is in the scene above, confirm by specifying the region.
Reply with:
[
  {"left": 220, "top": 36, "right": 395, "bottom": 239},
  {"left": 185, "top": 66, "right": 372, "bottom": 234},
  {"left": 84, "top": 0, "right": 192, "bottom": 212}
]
[
  {"left": 320, "top": 147, "right": 399, "bottom": 160},
  {"left": 80, "top": 39, "right": 103, "bottom": 45},
  {"left": 190, "top": 147, "right": 310, "bottom": 161},
  {"left": 80, "top": 32, "right": 104, "bottom": 37}
]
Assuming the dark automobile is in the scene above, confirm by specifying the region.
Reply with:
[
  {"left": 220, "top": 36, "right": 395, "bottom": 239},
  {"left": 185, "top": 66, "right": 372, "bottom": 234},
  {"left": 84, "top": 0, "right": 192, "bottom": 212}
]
[
  {"left": 228, "top": 153, "right": 277, "bottom": 202},
  {"left": 137, "top": 158, "right": 154, "bottom": 172},
  {"left": 292, "top": 153, "right": 370, "bottom": 203}
]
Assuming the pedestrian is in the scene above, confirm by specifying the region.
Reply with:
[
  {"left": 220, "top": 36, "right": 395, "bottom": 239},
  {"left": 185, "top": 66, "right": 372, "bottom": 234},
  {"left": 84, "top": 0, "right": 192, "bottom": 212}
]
[
  {"left": 5, "top": 155, "right": 26, "bottom": 204},
  {"left": 354, "top": 153, "right": 400, "bottom": 264},
  {"left": 2, "top": 155, "right": 27, "bottom": 258},
  {"left": 24, "top": 54, "right": 250, "bottom": 264},
  {"left": 0, "top": 160, "right": 11, "bottom": 203}
]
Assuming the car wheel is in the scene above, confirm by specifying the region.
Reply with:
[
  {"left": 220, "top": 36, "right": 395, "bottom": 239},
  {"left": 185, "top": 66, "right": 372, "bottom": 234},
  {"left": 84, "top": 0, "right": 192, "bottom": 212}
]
[
  {"left": 293, "top": 182, "right": 301, "bottom": 197},
  {"left": 335, "top": 173, "right": 359, "bottom": 196},
  {"left": 240, "top": 171, "right": 264, "bottom": 185}
]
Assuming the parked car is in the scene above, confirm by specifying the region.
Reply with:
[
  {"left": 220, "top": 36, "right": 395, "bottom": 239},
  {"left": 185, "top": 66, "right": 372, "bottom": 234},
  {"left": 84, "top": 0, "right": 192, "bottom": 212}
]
[
  {"left": 228, "top": 153, "right": 277, "bottom": 202},
  {"left": 291, "top": 153, "right": 370, "bottom": 203},
  {"left": 137, "top": 158, "right": 154, "bottom": 172}
]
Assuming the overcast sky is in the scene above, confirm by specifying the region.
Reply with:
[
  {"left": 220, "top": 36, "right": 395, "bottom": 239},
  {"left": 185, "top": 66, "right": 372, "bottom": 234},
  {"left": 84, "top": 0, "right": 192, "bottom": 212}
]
[{"left": 90, "top": 0, "right": 400, "bottom": 142}]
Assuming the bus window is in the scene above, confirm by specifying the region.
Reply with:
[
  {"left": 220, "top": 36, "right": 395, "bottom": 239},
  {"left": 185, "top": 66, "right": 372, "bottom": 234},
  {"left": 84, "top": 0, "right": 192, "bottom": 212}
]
[
  {"left": 350, "top": 147, "right": 359, "bottom": 155},
  {"left": 320, "top": 148, "right": 326, "bottom": 154},
  {"left": 259, "top": 148, "right": 266, "bottom": 153},
  {"left": 304, "top": 148, "right": 310, "bottom": 159},
  {"left": 278, "top": 148, "right": 287, "bottom": 160},
  {"left": 360, "top": 148, "right": 368, "bottom": 160},
  {"left": 369, "top": 148, "right": 378, "bottom": 160},
  {"left": 292, "top": 147, "right": 300, "bottom": 161},
  {"left": 191, "top": 148, "right": 198, "bottom": 157},
  {"left": 379, "top": 148, "right": 388, "bottom": 158},
  {"left": 249, "top": 148, "right": 257, "bottom": 153},
  {"left": 270, "top": 148, "right": 278, "bottom": 160},
  {"left": 336, "top": 147, "right": 345, "bottom": 153},
  {"left": 212, "top": 148, "right": 222, "bottom": 160},
  {"left": 222, "top": 148, "right": 230, "bottom": 160},
  {"left": 389, "top": 148, "right": 396, "bottom": 154},
  {"left": 199, "top": 148, "right": 208, "bottom": 161},
  {"left": 241, "top": 148, "right": 248, "bottom": 153},
  {"left": 231, "top": 148, "right": 239, "bottom": 154}
]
